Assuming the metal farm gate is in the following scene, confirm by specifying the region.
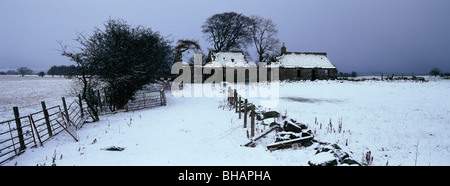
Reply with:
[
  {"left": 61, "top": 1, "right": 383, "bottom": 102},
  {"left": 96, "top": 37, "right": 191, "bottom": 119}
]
[
  {"left": 0, "top": 115, "right": 36, "bottom": 164},
  {"left": 0, "top": 101, "right": 81, "bottom": 164},
  {"left": 0, "top": 88, "right": 167, "bottom": 164}
]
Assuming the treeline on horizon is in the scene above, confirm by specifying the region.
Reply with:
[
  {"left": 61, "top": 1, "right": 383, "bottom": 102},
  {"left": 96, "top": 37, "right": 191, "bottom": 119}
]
[
  {"left": 0, "top": 65, "right": 79, "bottom": 77},
  {"left": 1, "top": 65, "right": 449, "bottom": 78}
]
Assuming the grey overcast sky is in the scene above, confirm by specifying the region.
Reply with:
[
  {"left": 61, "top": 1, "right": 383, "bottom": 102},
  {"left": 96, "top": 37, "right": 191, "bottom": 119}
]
[{"left": 1, "top": 0, "right": 450, "bottom": 74}]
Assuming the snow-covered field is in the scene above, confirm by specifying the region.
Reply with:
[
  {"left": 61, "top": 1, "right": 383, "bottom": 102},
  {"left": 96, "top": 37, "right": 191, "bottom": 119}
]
[
  {"left": 0, "top": 75, "right": 75, "bottom": 120},
  {"left": 1, "top": 77, "right": 449, "bottom": 166},
  {"left": 251, "top": 79, "right": 450, "bottom": 166}
]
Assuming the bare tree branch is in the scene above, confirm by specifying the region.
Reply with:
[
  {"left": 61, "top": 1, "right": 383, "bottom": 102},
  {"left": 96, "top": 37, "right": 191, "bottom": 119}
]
[{"left": 250, "top": 15, "right": 280, "bottom": 62}]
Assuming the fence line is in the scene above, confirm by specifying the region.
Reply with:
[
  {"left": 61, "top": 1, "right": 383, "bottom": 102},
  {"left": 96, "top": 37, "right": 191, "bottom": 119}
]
[
  {"left": 227, "top": 88, "right": 256, "bottom": 138},
  {"left": 0, "top": 88, "right": 167, "bottom": 164}
]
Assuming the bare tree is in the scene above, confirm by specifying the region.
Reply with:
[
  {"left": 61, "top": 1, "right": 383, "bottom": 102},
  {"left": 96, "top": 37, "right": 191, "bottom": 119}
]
[
  {"left": 17, "top": 67, "right": 33, "bottom": 77},
  {"left": 201, "top": 12, "right": 254, "bottom": 51},
  {"left": 58, "top": 42, "right": 100, "bottom": 122},
  {"left": 250, "top": 15, "right": 280, "bottom": 62},
  {"left": 175, "top": 39, "right": 201, "bottom": 53},
  {"left": 174, "top": 39, "right": 202, "bottom": 62}
]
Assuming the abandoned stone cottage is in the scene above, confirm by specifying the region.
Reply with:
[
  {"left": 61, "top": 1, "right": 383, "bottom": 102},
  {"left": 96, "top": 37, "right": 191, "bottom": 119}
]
[
  {"left": 276, "top": 43, "right": 338, "bottom": 81},
  {"left": 178, "top": 43, "right": 338, "bottom": 82}
]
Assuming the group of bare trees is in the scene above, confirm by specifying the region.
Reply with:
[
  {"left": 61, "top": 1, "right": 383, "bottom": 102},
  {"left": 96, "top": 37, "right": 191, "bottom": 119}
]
[
  {"left": 176, "top": 12, "right": 280, "bottom": 64},
  {"left": 0, "top": 67, "right": 46, "bottom": 77},
  {"left": 201, "top": 12, "right": 280, "bottom": 62}
]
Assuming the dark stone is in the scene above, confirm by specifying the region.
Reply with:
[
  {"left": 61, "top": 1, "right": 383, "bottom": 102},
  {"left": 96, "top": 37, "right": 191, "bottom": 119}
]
[
  {"left": 341, "top": 158, "right": 361, "bottom": 166},
  {"left": 308, "top": 152, "right": 338, "bottom": 166},
  {"left": 300, "top": 139, "right": 314, "bottom": 147},
  {"left": 101, "top": 146, "right": 125, "bottom": 151},
  {"left": 315, "top": 147, "right": 332, "bottom": 154},
  {"left": 299, "top": 123, "right": 308, "bottom": 130},
  {"left": 269, "top": 121, "right": 281, "bottom": 129},
  {"left": 263, "top": 111, "right": 280, "bottom": 119},
  {"left": 283, "top": 121, "right": 302, "bottom": 133},
  {"left": 301, "top": 132, "right": 311, "bottom": 137}
]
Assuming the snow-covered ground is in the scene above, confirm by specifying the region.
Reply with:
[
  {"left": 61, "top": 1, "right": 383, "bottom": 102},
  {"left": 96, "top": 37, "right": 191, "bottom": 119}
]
[
  {"left": 0, "top": 75, "right": 75, "bottom": 120},
  {"left": 252, "top": 79, "right": 450, "bottom": 166},
  {"left": 3, "top": 93, "right": 300, "bottom": 166},
  {"left": 1, "top": 77, "right": 450, "bottom": 166}
]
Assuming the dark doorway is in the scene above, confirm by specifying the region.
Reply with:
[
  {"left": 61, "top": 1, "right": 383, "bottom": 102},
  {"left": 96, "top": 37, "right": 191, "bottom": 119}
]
[
  {"left": 297, "top": 69, "right": 301, "bottom": 79},
  {"left": 311, "top": 70, "right": 317, "bottom": 81}
]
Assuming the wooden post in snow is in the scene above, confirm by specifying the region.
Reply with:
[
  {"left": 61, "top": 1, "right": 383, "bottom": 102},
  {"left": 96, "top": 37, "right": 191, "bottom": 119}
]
[
  {"left": 244, "top": 99, "right": 248, "bottom": 128},
  {"left": 13, "top": 106, "right": 26, "bottom": 151},
  {"left": 234, "top": 89, "right": 238, "bottom": 113},
  {"left": 227, "top": 87, "right": 233, "bottom": 105},
  {"left": 41, "top": 101, "right": 53, "bottom": 136},
  {"left": 238, "top": 96, "right": 241, "bottom": 119},
  {"left": 251, "top": 104, "right": 255, "bottom": 137},
  {"left": 61, "top": 97, "right": 70, "bottom": 125}
]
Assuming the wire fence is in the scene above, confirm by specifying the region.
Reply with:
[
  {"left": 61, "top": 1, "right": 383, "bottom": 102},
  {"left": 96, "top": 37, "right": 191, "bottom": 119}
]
[{"left": 0, "top": 88, "right": 167, "bottom": 164}]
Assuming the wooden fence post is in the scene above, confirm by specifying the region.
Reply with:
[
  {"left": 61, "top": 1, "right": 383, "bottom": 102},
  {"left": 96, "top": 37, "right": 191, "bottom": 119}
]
[
  {"left": 41, "top": 101, "right": 53, "bottom": 136},
  {"left": 244, "top": 99, "right": 248, "bottom": 128},
  {"left": 251, "top": 104, "right": 255, "bottom": 137},
  {"left": 160, "top": 89, "right": 165, "bottom": 106},
  {"left": 61, "top": 97, "right": 70, "bottom": 125},
  {"left": 227, "top": 87, "right": 233, "bottom": 105},
  {"left": 238, "top": 96, "right": 241, "bottom": 119},
  {"left": 13, "top": 106, "right": 26, "bottom": 151},
  {"left": 234, "top": 89, "right": 238, "bottom": 113}
]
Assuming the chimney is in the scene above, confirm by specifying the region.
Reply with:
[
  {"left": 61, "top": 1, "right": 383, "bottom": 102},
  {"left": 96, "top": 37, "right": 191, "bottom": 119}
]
[{"left": 281, "top": 42, "right": 286, "bottom": 55}]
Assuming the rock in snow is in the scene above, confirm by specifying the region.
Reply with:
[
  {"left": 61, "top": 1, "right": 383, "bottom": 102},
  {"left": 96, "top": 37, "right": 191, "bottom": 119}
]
[
  {"left": 101, "top": 146, "right": 125, "bottom": 151},
  {"left": 308, "top": 152, "right": 338, "bottom": 166}
]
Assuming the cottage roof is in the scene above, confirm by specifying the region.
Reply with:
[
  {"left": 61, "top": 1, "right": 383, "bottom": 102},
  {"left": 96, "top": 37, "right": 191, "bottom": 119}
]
[
  {"left": 209, "top": 51, "right": 247, "bottom": 64},
  {"left": 276, "top": 52, "right": 336, "bottom": 69},
  {"left": 205, "top": 51, "right": 252, "bottom": 67}
]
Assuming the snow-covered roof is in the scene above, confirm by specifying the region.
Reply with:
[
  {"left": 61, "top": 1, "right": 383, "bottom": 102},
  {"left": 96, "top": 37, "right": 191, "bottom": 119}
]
[
  {"left": 209, "top": 51, "right": 247, "bottom": 66},
  {"left": 276, "top": 53, "right": 336, "bottom": 69}
]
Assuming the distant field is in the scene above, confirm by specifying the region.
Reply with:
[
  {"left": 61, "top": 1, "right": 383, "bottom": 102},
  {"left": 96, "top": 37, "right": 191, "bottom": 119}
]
[{"left": 0, "top": 75, "right": 74, "bottom": 120}]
